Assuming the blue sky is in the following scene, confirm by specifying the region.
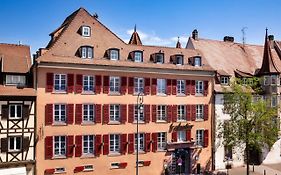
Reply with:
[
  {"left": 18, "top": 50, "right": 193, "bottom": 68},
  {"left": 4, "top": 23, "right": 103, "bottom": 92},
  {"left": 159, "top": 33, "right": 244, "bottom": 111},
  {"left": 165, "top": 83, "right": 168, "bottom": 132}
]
[{"left": 0, "top": 0, "right": 281, "bottom": 54}]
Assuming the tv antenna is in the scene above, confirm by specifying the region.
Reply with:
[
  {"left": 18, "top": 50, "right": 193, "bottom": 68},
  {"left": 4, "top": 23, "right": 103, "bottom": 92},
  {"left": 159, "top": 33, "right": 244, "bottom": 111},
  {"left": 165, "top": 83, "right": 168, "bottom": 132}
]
[{"left": 241, "top": 27, "right": 248, "bottom": 47}]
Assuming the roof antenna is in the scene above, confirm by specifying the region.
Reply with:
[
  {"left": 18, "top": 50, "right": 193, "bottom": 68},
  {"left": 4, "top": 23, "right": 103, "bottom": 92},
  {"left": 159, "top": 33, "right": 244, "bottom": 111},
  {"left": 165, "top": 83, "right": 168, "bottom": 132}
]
[
  {"left": 241, "top": 27, "right": 247, "bottom": 48},
  {"left": 93, "top": 13, "right": 98, "bottom": 19},
  {"left": 134, "top": 24, "right": 137, "bottom": 32}
]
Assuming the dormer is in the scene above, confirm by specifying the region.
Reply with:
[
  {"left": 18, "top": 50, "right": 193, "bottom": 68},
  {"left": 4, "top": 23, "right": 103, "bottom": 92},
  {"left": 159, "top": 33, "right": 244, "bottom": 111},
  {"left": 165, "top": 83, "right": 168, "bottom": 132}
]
[
  {"left": 128, "top": 50, "right": 143, "bottom": 62},
  {"left": 170, "top": 54, "right": 184, "bottom": 65},
  {"left": 105, "top": 48, "right": 120, "bottom": 61},
  {"left": 78, "top": 25, "right": 91, "bottom": 37},
  {"left": 76, "top": 46, "right": 93, "bottom": 59},
  {"left": 151, "top": 52, "right": 164, "bottom": 64},
  {"left": 189, "top": 56, "right": 202, "bottom": 66}
]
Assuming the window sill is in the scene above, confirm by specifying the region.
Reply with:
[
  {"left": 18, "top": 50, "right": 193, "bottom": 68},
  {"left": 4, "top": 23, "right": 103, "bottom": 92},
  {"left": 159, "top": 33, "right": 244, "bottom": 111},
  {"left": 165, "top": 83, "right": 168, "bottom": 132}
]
[
  {"left": 133, "top": 151, "right": 145, "bottom": 154},
  {"left": 156, "top": 93, "right": 167, "bottom": 97},
  {"left": 195, "top": 93, "right": 204, "bottom": 97},
  {"left": 195, "top": 119, "right": 204, "bottom": 122},
  {"left": 133, "top": 92, "right": 145, "bottom": 96},
  {"left": 54, "top": 171, "right": 66, "bottom": 174},
  {"left": 52, "top": 91, "right": 67, "bottom": 94},
  {"left": 81, "top": 122, "right": 95, "bottom": 125},
  {"left": 108, "top": 152, "right": 121, "bottom": 157},
  {"left": 108, "top": 121, "right": 121, "bottom": 125},
  {"left": 8, "top": 150, "right": 21, "bottom": 153},
  {"left": 53, "top": 122, "right": 67, "bottom": 126},
  {"left": 81, "top": 154, "right": 95, "bottom": 159},
  {"left": 81, "top": 91, "right": 95, "bottom": 95},
  {"left": 156, "top": 120, "right": 167, "bottom": 123},
  {"left": 8, "top": 118, "right": 22, "bottom": 120},
  {"left": 176, "top": 94, "right": 186, "bottom": 97},
  {"left": 176, "top": 120, "right": 187, "bottom": 123},
  {"left": 133, "top": 121, "right": 145, "bottom": 124},
  {"left": 157, "top": 149, "right": 166, "bottom": 152},
  {"left": 108, "top": 92, "right": 121, "bottom": 96},
  {"left": 53, "top": 155, "right": 67, "bottom": 159}
]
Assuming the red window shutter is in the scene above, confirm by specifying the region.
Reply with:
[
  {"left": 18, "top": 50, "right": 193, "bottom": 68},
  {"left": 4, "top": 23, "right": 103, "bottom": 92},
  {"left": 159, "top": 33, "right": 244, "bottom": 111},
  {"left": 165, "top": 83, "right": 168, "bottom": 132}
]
[
  {"left": 145, "top": 133, "right": 151, "bottom": 152},
  {"left": 94, "top": 134, "right": 102, "bottom": 156},
  {"left": 144, "top": 105, "right": 150, "bottom": 123},
  {"left": 46, "top": 73, "right": 54, "bottom": 92},
  {"left": 120, "top": 104, "right": 127, "bottom": 124},
  {"left": 144, "top": 78, "right": 150, "bottom": 95},
  {"left": 186, "top": 105, "right": 191, "bottom": 121},
  {"left": 75, "top": 74, "right": 83, "bottom": 93},
  {"left": 103, "top": 135, "right": 109, "bottom": 155},
  {"left": 45, "top": 169, "right": 55, "bottom": 174},
  {"left": 67, "top": 74, "right": 74, "bottom": 93},
  {"left": 167, "top": 105, "right": 172, "bottom": 122},
  {"left": 172, "top": 105, "right": 177, "bottom": 122},
  {"left": 128, "top": 104, "right": 134, "bottom": 123},
  {"left": 151, "top": 105, "right": 157, "bottom": 122},
  {"left": 152, "top": 133, "right": 157, "bottom": 152},
  {"left": 75, "top": 104, "right": 82, "bottom": 125},
  {"left": 128, "top": 133, "right": 134, "bottom": 154},
  {"left": 167, "top": 79, "right": 172, "bottom": 95},
  {"left": 45, "top": 104, "right": 53, "bottom": 126},
  {"left": 128, "top": 77, "right": 134, "bottom": 94},
  {"left": 204, "top": 105, "right": 209, "bottom": 121},
  {"left": 143, "top": 161, "right": 151, "bottom": 166},
  {"left": 95, "top": 104, "right": 102, "bottom": 123},
  {"left": 67, "top": 104, "right": 74, "bottom": 124},
  {"left": 191, "top": 105, "right": 196, "bottom": 121},
  {"left": 95, "top": 75, "right": 101, "bottom": 94},
  {"left": 204, "top": 80, "right": 209, "bottom": 96},
  {"left": 186, "top": 129, "right": 191, "bottom": 141},
  {"left": 172, "top": 132, "right": 177, "bottom": 142},
  {"left": 121, "top": 77, "right": 127, "bottom": 95},
  {"left": 75, "top": 135, "right": 82, "bottom": 157},
  {"left": 45, "top": 136, "right": 53, "bottom": 159},
  {"left": 119, "top": 162, "right": 128, "bottom": 169},
  {"left": 186, "top": 80, "right": 191, "bottom": 95},
  {"left": 103, "top": 76, "right": 109, "bottom": 94},
  {"left": 204, "top": 130, "right": 209, "bottom": 147},
  {"left": 103, "top": 104, "right": 109, "bottom": 124},
  {"left": 191, "top": 80, "right": 196, "bottom": 95},
  {"left": 151, "top": 78, "right": 157, "bottom": 95},
  {"left": 172, "top": 79, "right": 177, "bottom": 95},
  {"left": 120, "top": 134, "right": 127, "bottom": 155},
  {"left": 74, "top": 166, "right": 84, "bottom": 173},
  {"left": 67, "top": 135, "right": 74, "bottom": 157}
]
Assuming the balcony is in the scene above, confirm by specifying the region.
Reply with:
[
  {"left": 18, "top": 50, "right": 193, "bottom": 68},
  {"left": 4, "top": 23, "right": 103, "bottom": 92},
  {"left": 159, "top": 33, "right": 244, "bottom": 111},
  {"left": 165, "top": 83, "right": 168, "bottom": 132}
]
[{"left": 166, "top": 141, "right": 195, "bottom": 151}]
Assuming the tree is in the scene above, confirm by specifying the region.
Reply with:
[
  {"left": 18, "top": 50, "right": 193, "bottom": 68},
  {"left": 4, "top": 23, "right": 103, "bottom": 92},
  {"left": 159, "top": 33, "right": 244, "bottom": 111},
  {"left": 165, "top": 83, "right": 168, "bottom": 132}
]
[{"left": 219, "top": 77, "right": 278, "bottom": 175}]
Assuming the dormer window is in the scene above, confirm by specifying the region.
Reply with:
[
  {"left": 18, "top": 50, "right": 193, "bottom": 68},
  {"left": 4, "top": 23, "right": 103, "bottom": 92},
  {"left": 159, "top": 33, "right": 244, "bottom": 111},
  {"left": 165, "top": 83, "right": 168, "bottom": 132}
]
[
  {"left": 156, "top": 53, "right": 164, "bottom": 64},
  {"left": 176, "top": 55, "right": 184, "bottom": 65},
  {"left": 5, "top": 75, "right": 26, "bottom": 86},
  {"left": 82, "top": 26, "right": 91, "bottom": 37},
  {"left": 80, "top": 46, "right": 93, "bottom": 59},
  {"left": 109, "top": 49, "right": 119, "bottom": 60},
  {"left": 134, "top": 51, "right": 143, "bottom": 62},
  {"left": 194, "top": 57, "right": 202, "bottom": 66},
  {"left": 220, "top": 76, "right": 229, "bottom": 85}
]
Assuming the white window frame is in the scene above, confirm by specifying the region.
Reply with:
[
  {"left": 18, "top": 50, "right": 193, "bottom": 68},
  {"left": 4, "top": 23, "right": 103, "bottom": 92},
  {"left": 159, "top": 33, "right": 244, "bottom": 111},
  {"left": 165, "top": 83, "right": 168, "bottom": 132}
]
[
  {"left": 109, "top": 104, "right": 120, "bottom": 122},
  {"left": 157, "top": 132, "right": 166, "bottom": 150},
  {"left": 134, "top": 133, "right": 145, "bottom": 152},
  {"left": 134, "top": 52, "right": 143, "bottom": 62},
  {"left": 194, "top": 57, "right": 201, "bottom": 66},
  {"left": 83, "top": 135, "right": 94, "bottom": 155},
  {"left": 157, "top": 105, "right": 166, "bottom": 121},
  {"left": 176, "top": 55, "right": 183, "bottom": 65},
  {"left": 81, "top": 46, "right": 93, "bottom": 59},
  {"left": 83, "top": 104, "right": 95, "bottom": 123},
  {"left": 177, "top": 80, "right": 185, "bottom": 95},
  {"left": 221, "top": 76, "right": 229, "bottom": 85},
  {"left": 109, "top": 134, "right": 120, "bottom": 153},
  {"left": 5, "top": 75, "right": 26, "bottom": 85},
  {"left": 196, "top": 104, "right": 204, "bottom": 120},
  {"left": 156, "top": 54, "right": 164, "bottom": 64},
  {"left": 134, "top": 77, "right": 144, "bottom": 94},
  {"left": 271, "top": 75, "right": 278, "bottom": 85},
  {"left": 82, "top": 26, "right": 91, "bottom": 37},
  {"left": 196, "top": 130, "right": 204, "bottom": 146},
  {"left": 134, "top": 105, "right": 144, "bottom": 122},
  {"left": 54, "top": 136, "right": 66, "bottom": 157},
  {"left": 177, "top": 131, "right": 186, "bottom": 142},
  {"left": 157, "top": 79, "right": 166, "bottom": 94},
  {"left": 109, "top": 76, "right": 120, "bottom": 93},
  {"left": 110, "top": 50, "right": 119, "bottom": 60},
  {"left": 54, "top": 74, "right": 67, "bottom": 91},
  {"left": 54, "top": 104, "right": 66, "bottom": 123},
  {"left": 9, "top": 104, "right": 22, "bottom": 119},
  {"left": 84, "top": 165, "right": 94, "bottom": 171},
  {"left": 195, "top": 80, "right": 204, "bottom": 94},
  {"left": 264, "top": 76, "right": 270, "bottom": 85},
  {"left": 271, "top": 95, "right": 278, "bottom": 107},
  {"left": 54, "top": 167, "right": 66, "bottom": 174},
  {"left": 8, "top": 136, "right": 21, "bottom": 152},
  {"left": 177, "top": 105, "right": 186, "bottom": 121},
  {"left": 83, "top": 75, "right": 94, "bottom": 92}
]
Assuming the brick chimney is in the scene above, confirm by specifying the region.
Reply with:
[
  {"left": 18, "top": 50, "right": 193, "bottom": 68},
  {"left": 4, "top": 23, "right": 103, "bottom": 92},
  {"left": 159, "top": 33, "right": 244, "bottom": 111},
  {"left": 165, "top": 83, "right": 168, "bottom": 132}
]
[
  {"left": 192, "top": 29, "right": 198, "bottom": 40},
  {"left": 268, "top": 35, "right": 274, "bottom": 41},
  {"left": 223, "top": 36, "right": 234, "bottom": 42}
]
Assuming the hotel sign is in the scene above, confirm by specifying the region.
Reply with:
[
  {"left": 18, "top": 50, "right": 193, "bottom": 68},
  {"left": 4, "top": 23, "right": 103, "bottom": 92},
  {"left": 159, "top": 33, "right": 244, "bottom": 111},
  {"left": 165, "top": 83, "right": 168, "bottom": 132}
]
[{"left": 169, "top": 123, "right": 193, "bottom": 132}]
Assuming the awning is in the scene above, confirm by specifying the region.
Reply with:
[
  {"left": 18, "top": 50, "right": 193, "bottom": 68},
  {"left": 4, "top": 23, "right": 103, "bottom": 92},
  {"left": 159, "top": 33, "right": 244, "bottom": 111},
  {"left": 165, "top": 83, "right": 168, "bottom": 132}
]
[{"left": 0, "top": 167, "right": 26, "bottom": 175}]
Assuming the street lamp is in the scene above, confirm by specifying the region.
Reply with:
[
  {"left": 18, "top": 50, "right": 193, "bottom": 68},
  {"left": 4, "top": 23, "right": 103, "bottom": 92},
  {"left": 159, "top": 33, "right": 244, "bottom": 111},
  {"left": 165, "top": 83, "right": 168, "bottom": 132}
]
[{"left": 136, "top": 92, "right": 144, "bottom": 175}]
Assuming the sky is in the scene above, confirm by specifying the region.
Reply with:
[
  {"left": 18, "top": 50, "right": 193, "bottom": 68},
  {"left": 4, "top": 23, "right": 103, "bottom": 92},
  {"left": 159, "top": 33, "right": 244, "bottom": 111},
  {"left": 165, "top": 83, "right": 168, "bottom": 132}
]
[{"left": 0, "top": 0, "right": 281, "bottom": 54}]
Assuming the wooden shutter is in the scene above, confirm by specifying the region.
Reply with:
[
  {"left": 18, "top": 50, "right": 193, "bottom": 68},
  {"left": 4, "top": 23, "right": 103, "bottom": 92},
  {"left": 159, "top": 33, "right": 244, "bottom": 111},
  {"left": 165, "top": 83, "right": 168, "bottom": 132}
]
[
  {"left": 186, "top": 129, "right": 191, "bottom": 141},
  {"left": 75, "top": 135, "right": 82, "bottom": 157},
  {"left": 103, "top": 134, "right": 109, "bottom": 155},
  {"left": 143, "top": 161, "right": 151, "bottom": 166},
  {"left": 167, "top": 79, "right": 172, "bottom": 95},
  {"left": 120, "top": 77, "right": 127, "bottom": 95},
  {"left": 172, "top": 132, "right": 177, "bottom": 142},
  {"left": 172, "top": 79, "right": 177, "bottom": 95},
  {"left": 152, "top": 105, "right": 157, "bottom": 122},
  {"left": 128, "top": 104, "right": 134, "bottom": 123},
  {"left": 74, "top": 166, "right": 84, "bottom": 173},
  {"left": 67, "top": 135, "right": 74, "bottom": 157},
  {"left": 172, "top": 105, "right": 177, "bottom": 122},
  {"left": 45, "top": 136, "right": 53, "bottom": 159},
  {"left": 191, "top": 105, "right": 196, "bottom": 121},
  {"left": 23, "top": 137, "right": 29, "bottom": 151},
  {"left": 128, "top": 77, "right": 134, "bottom": 94},
  {"left": 204, "top": 80, "right": 208, "bottom": 96},
  {"left": 119, "top": 162, "right": 128, "bottom": 169},
  {"left": 46, "top": 73, "right": 54, "bottom": 92},
  {"left": 204, "top": 130, "right": 209, "bottom": 147},
  {"left": 75, "top": 74, "right": 83, "bottom": 93},
  {"left": 121, "top": 105, "right": 127, "bottom": 124},
  {"left": 186, "top": 105, "right": 191, "bottom": 121},
  {"left": 144, "top": 105, "right": 150, "bottom": 123},
  {"left": 45, "top": 104, "right": 53, "bottom": 126},
  {"left": 186, "top": 80, "right": 191, "bottom": 95},
  {"left": 103, "top": 104, "right": 109, "bottom": 124},
  {"left": 130, "top": 52, "right": 135, "bottom": 61},
  {"left": 75, "top": 104, "right": 82, "bottom": 125},
  {"left": 120, "top": 134, "right": 127, "bottom": 155},
  {"left": 67, "top": 74, "right": 74, "bottom": 93},
  {"left": 144, "top": 78, "right": 150, "bottom": 95},
  {"left": 94, "top": 134, "right": 102, "bottom": 156},
  {"left": 204, "top": 105, "right": 209, "bottom": 121},
  {"left": 128, "top": 133, "right": 134, "bottom": 154},
  {"left": 95, "top": 104, "right": 101, "bottom": 123},
  {"left": 191, "top": 80, "right": 196, "bottom": 95},
  {"left": 167, "top": 105, "right": 172, "bottom": 122},
  {"left": 145, "top": 133, "right": 151, "bottom": 152},
  {"left": 67, "top": 104, "right": 74, "bottom": 124},
  {"left": 151, "top": 133, "right": 157, "bottom": 152},
  {"left": 95, "top": 75, "right": 102, "bottom": 94},
  {"left": 103, "top": 76, "right": 109, "bottom": 94},
  {"left": 1, "top": 105, "right": 8, "bottom": 120},
  {"left": 151, "top": 78, "right": 157, "bottom": 95},
  {"left": 22, "top": 105, "right": 29, "bottom": 119},
  {"left": 44, "top": 169, "right": 55, "bottom": 174},
  {"left": 1, "top": 138, "right": 8, "bottom": 152}
]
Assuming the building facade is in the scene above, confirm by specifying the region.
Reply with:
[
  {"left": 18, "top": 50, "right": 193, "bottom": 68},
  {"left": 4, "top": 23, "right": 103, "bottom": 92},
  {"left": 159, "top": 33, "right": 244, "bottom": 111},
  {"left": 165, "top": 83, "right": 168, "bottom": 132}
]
[
  {"left": 34, "top": 8, "right": 215, "bottom": 175},
  {"left": 0, "top": 44, "right": 36, "bottom": 175}
]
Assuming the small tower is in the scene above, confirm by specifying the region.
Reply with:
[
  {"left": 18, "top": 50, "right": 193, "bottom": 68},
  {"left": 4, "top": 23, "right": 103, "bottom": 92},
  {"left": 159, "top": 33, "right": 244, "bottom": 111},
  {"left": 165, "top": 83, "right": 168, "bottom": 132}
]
[
  {"left": 176, "top": 37, "right": 181, "bottom": 48},
  {"left": 128, "top": 25, "right": 142, "bottom": 45}
]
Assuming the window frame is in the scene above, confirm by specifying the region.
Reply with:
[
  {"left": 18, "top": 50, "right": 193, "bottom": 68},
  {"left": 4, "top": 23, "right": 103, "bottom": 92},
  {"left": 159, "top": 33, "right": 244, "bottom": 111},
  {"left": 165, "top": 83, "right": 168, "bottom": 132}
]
[
  {"left": 109, "top": 134, "right": 120, "bottom": 154},
  {"left": 176, "top": 55, "right": 184, "bottom": 65},
  {"left": 157, "top": 105, "right": 167, "bottom": 121},
  {"left": 5, "top": 75, "right": 26, "bottom": 85},
  {"left": 83, "top": 135, "right": 94, "bottom": 155},
  {"left": 134, "top": 51, "right": 143, "bottom": 62},
  {"left": 83, "top": 75, "right": 95, "bottom": 92},
  {"left": 134, "top": 104, "right": 144, "bottom": 122},
  {"left": 264, "top": 76, "right": 270, "bottom": 85},
  {"left": 194, "top": 57, "right": 202, "bottom": 66},
  {"left": 54, "top": 74, "right": 67, "bottom": 92},
  {"left": 196, "top": 129, "right": 204, "bottom": 146},
  {"left": 54, "top": 136, "right": 66, "bottom": 157},
  {"left": 109, "top": 49, "right": 119, "bottom": 61},
  {"left": 157, "top": 79, "right": 166, "bottom": 95},
  {"left": 109, "top": 76, "right": 120, "bottom": 93},
  {"left": 177, "top": 80, "right": 185, "bottom": 95},
  {"left": 82, "top": 26, "right": 91, "bottom": 37},
  {"left": 134, "top": 133, "right": 145, "bottom": 152},
  {"left": 177, "top": 105, "right": 186, "bottom": 121},
  {"left": 157, "top": 132, "right": 166, "bottom": 151},
  {"left": 83, "top": 104, "right": 95, "bottom": 123},
  {"left": 109, "top": 104, "right": 120, "bottom": 122},
  {"left": 220, "top": 76, "right": 229, "bottom": 85},
  {"left": 177, "top": 130, "right": 186, "bottom": 142},
  {"left": 8, "top": 136, "right": 22, "bottom": 152},
  {"left": 196, "top": 104, "right": 204, "bottom": 120},
  {"left": 134, "top": 77, "right": 144, "bottom": 94},
  {"left": 54, "top": 104, "right": 66, "bottom": 123},
  {"left": 155, "top": 53, "right": 164, "bottom": 64},
  {"left": 9, "top": 104, "right": 22, "bottom": 119},
  {"left": 81, "top": 46, "right": 93, "bottom": 59},
  {"left": 195, "top": 80, "right": 204, "bottom": 94}
]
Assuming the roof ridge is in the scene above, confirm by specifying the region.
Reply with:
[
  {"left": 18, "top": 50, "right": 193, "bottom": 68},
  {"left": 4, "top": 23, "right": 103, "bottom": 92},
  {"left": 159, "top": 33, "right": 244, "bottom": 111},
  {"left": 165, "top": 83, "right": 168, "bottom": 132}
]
[{"left": 195, "top": 38, "right": 263, "bottom": 47}]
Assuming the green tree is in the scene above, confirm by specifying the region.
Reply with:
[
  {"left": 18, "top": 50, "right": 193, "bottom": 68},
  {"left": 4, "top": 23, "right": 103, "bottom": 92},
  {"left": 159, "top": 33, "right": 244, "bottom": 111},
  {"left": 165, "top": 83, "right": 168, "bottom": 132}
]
[{"left": 220, "top": 78, "right": 278, "bottom": 175}]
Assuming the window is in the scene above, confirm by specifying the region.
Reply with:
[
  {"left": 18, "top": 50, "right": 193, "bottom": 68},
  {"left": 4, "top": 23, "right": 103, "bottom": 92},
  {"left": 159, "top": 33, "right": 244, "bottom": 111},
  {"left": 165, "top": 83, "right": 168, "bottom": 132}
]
[
  {"left": 157, "top": 105, "right": 166, "bottom": 121},
  {"left": 196, "top": 105, "right": 204, "bottom": 120},
  {"left": 271, "top": 75, "right": 278, "bottom": 85},
  {"left": 54, "top": 74, "right": 66, "bottom": 91},
  {"left": 81, "top": 46, "right": 93, "bottom": 59},
  {"left": 177, "top": 105, "right": 186, "bottom": 121},
  {"left": 177, "top": 80, "right": 185, "bottom": 94},
  {"left": 196, "top": 130, "right": 204, "bottom": 146},
  {"left": 134, "top": 133, "right": 145, "bottom": 152},
  {"left": 195, "top": 80, "right": 204, "bottom": 94},
  {"left": 134, "top": 105, "right": 144, "bottom": 121},
  {"left": 110, "top": 104, "right": 120, "bottom": 122},
  {"left": 82, "top": 26, "right": 91, "bottom": 37},
  {"left": 110, "top": 50, "right": 119, "bottom": 60},
  {"left": 83, "top": 135, "right": 94, "bottom": 155},
  {"left": 194, "top": 57, "right": 202, "bottom": 66},
  {"left": 157, "top": 132, "right": 166, "bottom": 150},
  {"left": 55, "top": 167, "right": 66, "bottom": 174},
  {"left": 157, "top": 79, "right": 166, "bottom": 94},
  {"left": 5, "top": 75, "right": 26, "bottom": 85},
  {"left": 84, "top": 165, "right": 94, "bottom": 171},
  {"left": 156, "top": 53, "right": 164, "bottom": 64},
  {"left": 134, "top": 77, "right": 144, "bottom": 94},
  {"left": 54, "top": 104, "right": 66, "bottom": 123},
  {"left": 177, "top": 131, "right": 186, "bottom": 142},
  {"left": 264, "top": 76, "right": 270, "bottom": 85},
  {"left": 109, "top": 134, "right": 120, "bottom": 153},
  {"left": 271, "top": 95, "right": 277, "bottom": 107},
  {"left": 221, "top": 76, "right": 229, "bottom": 85},
  {"left": 8, "top": 136, "right": 21, "bottom": 152},
  {"left": 9, "top": 104, "right": 22, "bottom": 119},
  {"left": 109, "top": 76, "right": 120, "bottom": 93},
  {"left": 224, "top": 146, "right": 233, "bottom": 160},
  {"left": 176, "top": 55, "right": 183, "bottom": 65},
  {"left": 134, "top": 52, "right": 143, "bottom": 62},
  {"left": 54, "top": 136, "right": 66, "bottom": 156},
  {"left": 83, "top": 75, "right": 94, "bottom": 92},
  {"left": 83, "top": 104, "right": 94, "bottom": 122}
]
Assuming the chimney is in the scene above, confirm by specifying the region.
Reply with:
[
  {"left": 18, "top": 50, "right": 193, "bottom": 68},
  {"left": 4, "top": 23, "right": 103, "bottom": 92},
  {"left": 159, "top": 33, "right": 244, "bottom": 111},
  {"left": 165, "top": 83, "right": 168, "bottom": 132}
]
[
  {"left": 223, "top": 36, "right": 234, "bottom": 42},
  {"left": 268, "top": 35, "right": 274, "bottom": 41},
  {"left": 192, "top": 29, "right": 198, "bottom": 40}
]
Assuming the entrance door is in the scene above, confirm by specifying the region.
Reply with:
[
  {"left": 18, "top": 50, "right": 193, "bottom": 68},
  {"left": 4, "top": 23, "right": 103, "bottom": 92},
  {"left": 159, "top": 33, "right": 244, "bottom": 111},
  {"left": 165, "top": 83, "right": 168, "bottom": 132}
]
[{"left": 174, "top": 148, "right": 190, "bottom": 174}]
